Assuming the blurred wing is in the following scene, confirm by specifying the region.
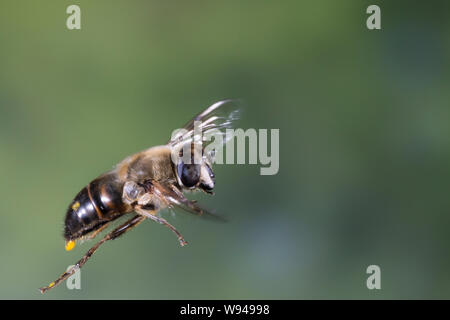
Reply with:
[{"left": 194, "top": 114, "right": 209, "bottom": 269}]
[
  {"left": 152, "top": 181, "right": 226, "bottom": 222},
  {"left": 167, "top": 99, "right": 242, "bottom": 162}
]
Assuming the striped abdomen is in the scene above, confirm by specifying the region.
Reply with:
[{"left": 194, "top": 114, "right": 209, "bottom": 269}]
[{"left": 64, "top": 172, "right": 130, "bottom": 241}]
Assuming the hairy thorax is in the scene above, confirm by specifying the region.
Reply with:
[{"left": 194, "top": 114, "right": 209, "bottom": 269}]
[{"left": 116, "top": 145, "right": 177, "bottom": 184}]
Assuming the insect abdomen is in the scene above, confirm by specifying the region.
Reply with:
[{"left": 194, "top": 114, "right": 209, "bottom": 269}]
[{"left": 64, "top": 172, "right": 130, "bottom": 241}]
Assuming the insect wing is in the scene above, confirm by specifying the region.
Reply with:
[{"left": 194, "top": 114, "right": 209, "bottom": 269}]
[
  {"left": 152, "top": 181, "right": 226, "bottom": 222},
  {"left": 168, "top": 100, "right": 242, "bottom": 163}
]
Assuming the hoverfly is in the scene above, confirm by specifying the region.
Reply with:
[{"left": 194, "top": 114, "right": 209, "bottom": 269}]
[{"left": 39, "top": 100, "right": 240, "bottom": 293}]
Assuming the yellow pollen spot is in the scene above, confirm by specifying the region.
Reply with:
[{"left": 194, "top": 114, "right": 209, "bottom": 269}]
[
  {"left": 71, "top": 201, "right": 80, "bottom": 211},
  {"left": 49, "top": 282, "right": 55, "bottom": 288},
  {"left": 65, "top": 240, "right": 75, "bottom": 251}
]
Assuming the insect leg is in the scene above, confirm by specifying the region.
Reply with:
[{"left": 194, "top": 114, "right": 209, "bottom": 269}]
[
  {"left": 39, "top": 214, "right": 145, "bottom": 294},
  {"left": 135, "top": 207, "right": 188, "bottom": 247},
  {"left": 83, "top": 221, "right": 111, "bottom": 240}
]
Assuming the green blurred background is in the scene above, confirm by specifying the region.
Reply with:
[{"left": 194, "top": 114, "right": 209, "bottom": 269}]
[{"left": 1, "top": 0, "right": 450, "bottom": 299}]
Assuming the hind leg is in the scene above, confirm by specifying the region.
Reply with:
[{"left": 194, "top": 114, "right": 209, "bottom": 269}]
[{"left": 40, "top": 214, "right": 145, "bottom": 294}]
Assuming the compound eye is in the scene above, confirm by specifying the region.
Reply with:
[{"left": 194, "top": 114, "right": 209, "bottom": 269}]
[{"left": 177, "top": 162, "right": 200, "bottom": 188}]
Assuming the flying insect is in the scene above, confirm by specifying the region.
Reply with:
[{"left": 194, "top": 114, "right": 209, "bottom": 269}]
[{"left": 39, "top": 100, "right": 240, "bottom": 293}]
